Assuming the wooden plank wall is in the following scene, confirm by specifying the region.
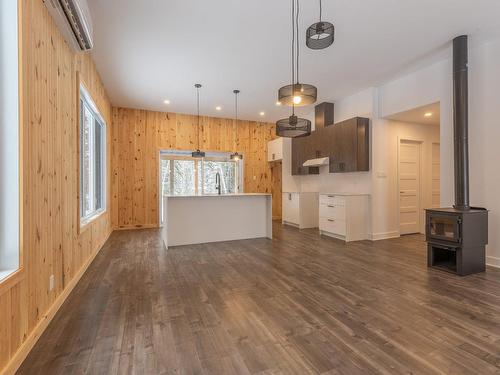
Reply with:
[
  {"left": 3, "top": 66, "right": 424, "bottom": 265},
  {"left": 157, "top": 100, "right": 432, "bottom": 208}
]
[
  {"left": 111, "top": 108, "right": 278, "bottom": 229},
  {"left": 0, "top": 1, "right": 113, "bottom": 373},
  {"left": 270, "top": 161, "right": 283, "bottom": 220}
]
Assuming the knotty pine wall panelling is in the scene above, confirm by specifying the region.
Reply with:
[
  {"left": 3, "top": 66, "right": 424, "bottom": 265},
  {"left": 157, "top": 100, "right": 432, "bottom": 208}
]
[
  {"left": 111, "top": 108, "right": 278, "bottom": 229},
  {"left": 0, "top": 1, "right": 113, "bottom": 373}
]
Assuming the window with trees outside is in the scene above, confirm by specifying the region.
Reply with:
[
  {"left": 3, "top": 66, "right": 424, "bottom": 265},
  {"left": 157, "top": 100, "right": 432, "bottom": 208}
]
[
  {"left": 80, "top": 86, "right": 106, "bottom": 225},
  {"left": 0, "top": 0, "right": 20, "bottom": 281},
  {"left": 159, "top": 151, "right": 243, "bottom": 223}
]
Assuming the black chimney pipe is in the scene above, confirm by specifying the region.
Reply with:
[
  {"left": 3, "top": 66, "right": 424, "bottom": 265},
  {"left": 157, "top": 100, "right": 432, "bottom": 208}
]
[{"left": 453, "top": 35, "right": 470, "bottom": 210}]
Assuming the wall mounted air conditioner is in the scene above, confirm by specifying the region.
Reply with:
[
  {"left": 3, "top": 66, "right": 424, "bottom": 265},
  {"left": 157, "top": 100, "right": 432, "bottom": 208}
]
[{"left": 43, "top": 0, "right": 94, "bottom": 52}]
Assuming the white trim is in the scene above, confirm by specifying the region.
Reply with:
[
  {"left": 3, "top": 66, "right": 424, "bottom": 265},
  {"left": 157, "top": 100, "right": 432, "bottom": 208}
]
[
  {"left": 0, "top": 268, "right": 17, "bottom": 282},
  {"left": 486, "top": 256, "right": 500, "bottom": 268},
  {"left": 371, "top": 231, "right": 401, "bottom": 241},
  {"left": 0, "top": 0, "right": 20, "bottom": 274},
  {"left": 79, "top": 84, "right": 107, "bottom": 226}
]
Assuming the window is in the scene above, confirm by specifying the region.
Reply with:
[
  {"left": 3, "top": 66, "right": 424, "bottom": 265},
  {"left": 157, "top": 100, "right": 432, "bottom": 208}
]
[
  {"left": 0, "top": 0, "right": 20, "bottom": 281},
  {"left": 159, "top": 151, "right": 243, "bottom": 223},
  {"left": 80, "top": 86, "right": 106, "bottom": 225}
]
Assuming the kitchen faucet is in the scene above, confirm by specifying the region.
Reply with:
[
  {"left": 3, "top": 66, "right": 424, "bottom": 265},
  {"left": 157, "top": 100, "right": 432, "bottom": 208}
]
[{"left": 215, "top": 172, "right": 221, "bottom": 195}]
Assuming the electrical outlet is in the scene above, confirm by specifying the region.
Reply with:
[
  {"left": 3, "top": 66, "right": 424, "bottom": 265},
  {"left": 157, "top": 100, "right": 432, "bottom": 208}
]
[{"left": 49, "top": 274, "right": 55, "bottom": 292}]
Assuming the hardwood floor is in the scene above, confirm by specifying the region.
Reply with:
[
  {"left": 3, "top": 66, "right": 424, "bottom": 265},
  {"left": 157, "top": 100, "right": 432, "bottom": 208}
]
[{"left": 17, "top": 224, "right": 500, "bottom": 374}]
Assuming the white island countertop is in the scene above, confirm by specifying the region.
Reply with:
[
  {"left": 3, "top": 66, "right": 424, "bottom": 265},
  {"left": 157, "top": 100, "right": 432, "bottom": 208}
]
[
  {"left": 319, "top": 192, "right": 371, "bottom": 196},
  {"left": 162, "top": 193, "right": 272, "bottom": 248},
  {"left": 166, "top": 193, "right": 271, "bottom": 198}
]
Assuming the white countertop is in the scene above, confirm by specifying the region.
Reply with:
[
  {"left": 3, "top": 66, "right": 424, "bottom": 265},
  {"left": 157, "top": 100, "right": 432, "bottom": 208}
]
[
  {"left": 320, "top": 192, "right": 371, "bottom": 196},
  {"left": 164, "top": 193, "right": 271, "bottom": 199}
]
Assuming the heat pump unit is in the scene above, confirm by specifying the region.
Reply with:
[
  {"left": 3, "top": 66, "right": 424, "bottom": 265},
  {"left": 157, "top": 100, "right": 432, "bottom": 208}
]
[{"left": 43, "top": 0, "right": 93, "bottom": 52}]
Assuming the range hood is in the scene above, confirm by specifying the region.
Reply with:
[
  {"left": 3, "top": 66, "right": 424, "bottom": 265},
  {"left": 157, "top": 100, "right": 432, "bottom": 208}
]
[{"left": 302, "top": 157, "right": 329, "bottom": 167}]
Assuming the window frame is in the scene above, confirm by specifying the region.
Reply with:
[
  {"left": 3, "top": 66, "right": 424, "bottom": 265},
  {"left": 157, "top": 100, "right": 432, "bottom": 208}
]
[
  {"left": 78, "top": 84, "right": 107, "bottom": 229},
  {"left": 0, "top": 0, "right": 23, "bottom": 286},
  {"left": 158, "top": 151, "right": 244, "bottom": 225}
]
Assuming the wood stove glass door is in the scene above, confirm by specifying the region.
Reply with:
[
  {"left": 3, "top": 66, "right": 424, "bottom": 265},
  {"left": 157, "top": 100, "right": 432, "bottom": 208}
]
[{"left": 429, "top": 215, "right": 460, "bottom": 243}]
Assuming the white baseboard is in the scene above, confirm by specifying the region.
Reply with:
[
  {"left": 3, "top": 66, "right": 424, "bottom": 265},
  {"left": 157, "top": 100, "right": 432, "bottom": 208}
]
[
  {"left": 486, "top": 256, "right": 500, "bottom": 269},
  {"left": 371, "top": 231, "right": 400, "bottom": 241}
]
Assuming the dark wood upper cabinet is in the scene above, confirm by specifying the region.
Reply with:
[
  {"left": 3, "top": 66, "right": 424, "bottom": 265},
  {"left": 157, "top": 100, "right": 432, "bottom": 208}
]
[
  {"left": 330, "top": 117, "right": 369, "bottom": 173},
  {"left": 315, "top": 102, "right": 334, "bottom": 130},
  {"left": 291, "top": 116, "right": 369, "bottom": 175},
  {"left": 291, "top": 134, "right": 320, "bottom": 175}
]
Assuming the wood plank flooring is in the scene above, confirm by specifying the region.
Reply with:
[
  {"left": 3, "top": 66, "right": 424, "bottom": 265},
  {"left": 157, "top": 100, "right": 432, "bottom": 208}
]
[{"left": 17, "top": 224, "right": 500, "bottom": 374}]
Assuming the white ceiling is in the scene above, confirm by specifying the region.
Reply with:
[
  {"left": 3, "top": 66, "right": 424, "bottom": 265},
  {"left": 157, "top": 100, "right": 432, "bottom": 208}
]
[
  {"left": 386, "top": 102, "right": 440, "bottom": 126},
  {"left": 88, "top": 0, "right": 500, "bottom": 122}
]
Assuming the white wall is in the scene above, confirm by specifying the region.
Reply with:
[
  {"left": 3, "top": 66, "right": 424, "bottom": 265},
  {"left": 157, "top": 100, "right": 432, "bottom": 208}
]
[
  {"left": 378, "top": 38, "right": 500, "bottom": 267},
  {"left": 301, "top": 88, "right": 374, "bottom": 194},
  {"left": 0, "top": 0, "right": 20, "bottom": 274},
  {"left": 281, "top": 36, "right": 500, "bottom": 267}
]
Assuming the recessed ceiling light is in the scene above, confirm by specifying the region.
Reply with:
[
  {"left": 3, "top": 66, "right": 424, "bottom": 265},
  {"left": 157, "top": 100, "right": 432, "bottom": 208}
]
[
  {"left": 276, "top": 101, "right": 282, "bottom": 106},
  {"left": 164, "top": 99, "right": 170, "bottom": 105},
  {"left": 216, "top": 106, "right": 222, "bottom": 111},
  {"left": 259, "top": 111, "right": 265, "bottom": 116},
  {"left": 424, "top": 112, "right": 433, "bottom": 117}
]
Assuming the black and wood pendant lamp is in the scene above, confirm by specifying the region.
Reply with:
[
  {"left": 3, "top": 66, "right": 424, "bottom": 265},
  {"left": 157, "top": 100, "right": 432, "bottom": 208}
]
[
  {"left": 276, "top": 0, "right": 313, "bottom": 138},
  {"left": 192, "top": 83, "right": 206, "bottom": 158},
  {"left": 306, "top": 0, "right": 335, "bottom": 50},
  {"left": 278, "top": 0, "right": 317, "bottom": 108},
  {"left": 230, "top": 89, "right": 243, "bottom": 161}
]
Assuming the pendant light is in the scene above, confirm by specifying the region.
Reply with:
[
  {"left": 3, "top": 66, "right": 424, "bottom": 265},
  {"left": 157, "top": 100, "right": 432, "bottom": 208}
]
[
  {"left": 278, "top": 0, "right": 317, "bottom": 107},
  {"left": 192, "top": 83, "right": 206, "bottom": 158},
  {"left": 306, "top": 0, "right": 335, "bottom": 50},
  {"left": 276, "top": 0, "right": 311, "bottom": 138},
  {"left": 230, "top": 90, "right": 243, "bottom": 161}
]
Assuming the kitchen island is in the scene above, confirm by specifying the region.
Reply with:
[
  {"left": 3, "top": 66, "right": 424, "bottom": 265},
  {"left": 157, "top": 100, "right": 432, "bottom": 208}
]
[{"left": 161, "top": 193, "right": 272, "bottom": 248}]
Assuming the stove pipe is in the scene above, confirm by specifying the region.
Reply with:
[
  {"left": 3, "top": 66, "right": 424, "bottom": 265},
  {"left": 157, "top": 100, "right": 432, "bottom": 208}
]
[{"left": 453, "top": 35, "right": 470, "bottom": 210}]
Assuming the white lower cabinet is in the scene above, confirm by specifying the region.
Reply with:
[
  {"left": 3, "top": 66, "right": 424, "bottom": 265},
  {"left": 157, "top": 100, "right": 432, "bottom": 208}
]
[
  {"left": 319, "top": 194, "right": 370, "bottom": 242},
  {"left": 282, "top": 192, "right": 319, "bottom": 229}
]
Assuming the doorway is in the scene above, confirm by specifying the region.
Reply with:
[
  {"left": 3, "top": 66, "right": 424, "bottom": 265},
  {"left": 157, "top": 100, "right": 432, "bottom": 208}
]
[{"left": 399, "top": 140, "right": 422, "bottom": 235}]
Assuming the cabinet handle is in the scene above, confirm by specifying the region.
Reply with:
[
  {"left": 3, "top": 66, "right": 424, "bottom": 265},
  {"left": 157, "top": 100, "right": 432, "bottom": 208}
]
[
  {"left": 327, "top": 195, "right": 335, "bottom": 198},
  {"left": 272, "top": 153, "right": 275, "bottom": 160},
  {"left": 327, "top": 219, "right": 335, "bottom": 222},
  {"left": 327, "top": 205, "right": 335, "bottom": 208}
]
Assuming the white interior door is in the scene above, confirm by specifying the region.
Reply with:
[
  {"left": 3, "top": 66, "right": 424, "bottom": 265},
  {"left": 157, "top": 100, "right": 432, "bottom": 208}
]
[
  {"left": 431, "top": 143, "right": 441, "bottom": 208},
  {"left": 399, "top": 140, "right": 421, "bottom": 235}
]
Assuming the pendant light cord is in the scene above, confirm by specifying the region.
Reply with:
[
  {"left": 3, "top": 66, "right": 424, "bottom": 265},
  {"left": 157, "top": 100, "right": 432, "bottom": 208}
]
[
  {"left": 196, "top": 84, "right": 201, "bottom": 149},
  {"left": 291, "top": 0, "right": 295, "bottom": 112},
  {"left": 235, "top": 91, "right": 238, "bottom": 122},
  {"left": 319, "top": 0, "right": 322, "bottom": 22},
  {"left": 291, "top": 0, "right": 296, "bottom": 115},
  {"left": 296, "top": 0, "right": 300, "bottom": 85}
]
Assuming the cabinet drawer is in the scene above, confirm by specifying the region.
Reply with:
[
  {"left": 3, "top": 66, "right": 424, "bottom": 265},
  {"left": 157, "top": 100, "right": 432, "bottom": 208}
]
[
  {"left": 319, "top": 204, "right": 346, "bottom": 220},
  {"left": 319, "top": 217, "right": 346, "bottom": 236},
  {"left": 319, "top": 194, "right": 346, "bottom": 207}
]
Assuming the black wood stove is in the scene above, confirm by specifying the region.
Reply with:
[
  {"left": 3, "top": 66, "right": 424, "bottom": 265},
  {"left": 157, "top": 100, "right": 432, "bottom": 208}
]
[
  {"left": 426, "top": 208, "right": 488, "bottom": 275},
  {"left": 425, "top": 35, "right": 488, "bottom": 276}
]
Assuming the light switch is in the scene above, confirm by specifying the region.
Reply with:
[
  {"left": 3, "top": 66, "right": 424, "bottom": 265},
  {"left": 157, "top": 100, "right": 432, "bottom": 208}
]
[{"left": 49, "top": 274, "right": 55, "bottom": 291}]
